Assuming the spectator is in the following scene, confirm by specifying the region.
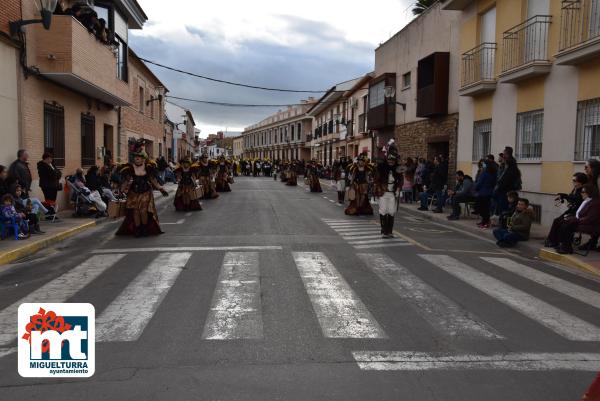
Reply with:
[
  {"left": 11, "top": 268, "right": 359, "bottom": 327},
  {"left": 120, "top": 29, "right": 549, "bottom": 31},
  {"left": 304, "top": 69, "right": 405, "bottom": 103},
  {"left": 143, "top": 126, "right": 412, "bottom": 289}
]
[
  {"left": 447, "top": 170, "right": 475, "bottom": 220},
  {"left": 157, "top": 156, "right": 168, "bottom": 183},
  {"left": 86, "top": 166, "right": 117, "bottom": 202},
  {"left": 585, "top": 159, "right": 600, "bottom": 190},
  {"left": 545, "top": 172, "right": 588, "bottom": 248},
  {"left": 1, "top": 194, "right": 29, "bottom": 239},
  {"left": 474, "top": 159, "right": 497, "bottom": 228},
  {"left": 12, "top": 186, "right": 44, "bottom": 234},
  {"left": 8, "top": 149, "right": 32, "bottom": 197},
  {"left": 493, "top": 198, "right": 533, "bottom": 247},
  {"left": 73, "top": 168, "right": 107, "bottom": 216},
  {"left": 417, "top": 156, "right": 447, "bottom": 213},
  {"left": 555, "top": 184, "right": 600, "bottom": 254},
  {"left": 12, "top": 184, "right": 48, "bottom": 216},
  {"left": 499, "top": 191, "right": 519, "bottom": 229},
  {"left": 37, "top": 152, "right": 62, "bottom": 209},
  {"left": 494, "top": 149, "right": 522, "bottom": 215},
  {"left": 0, "top": 165, "right": 9, "bottom": 197}
]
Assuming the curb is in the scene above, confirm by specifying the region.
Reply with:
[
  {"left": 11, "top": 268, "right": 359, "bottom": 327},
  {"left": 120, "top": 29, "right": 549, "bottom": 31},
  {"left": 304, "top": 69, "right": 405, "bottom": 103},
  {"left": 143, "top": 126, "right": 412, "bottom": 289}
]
[
  {"left": 0, "top": 221, "right": 97, "bottom": 266},
  {"left": 538, "top": 247, "right": 600, "bottom": 278}
]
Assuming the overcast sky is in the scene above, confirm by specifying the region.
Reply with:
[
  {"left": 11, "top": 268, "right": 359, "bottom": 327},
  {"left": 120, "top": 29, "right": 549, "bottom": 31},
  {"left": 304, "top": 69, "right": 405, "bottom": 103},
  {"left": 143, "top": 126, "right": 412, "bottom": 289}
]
[{"left": 130, "top": 0, "right": 415, "bottom": 137}]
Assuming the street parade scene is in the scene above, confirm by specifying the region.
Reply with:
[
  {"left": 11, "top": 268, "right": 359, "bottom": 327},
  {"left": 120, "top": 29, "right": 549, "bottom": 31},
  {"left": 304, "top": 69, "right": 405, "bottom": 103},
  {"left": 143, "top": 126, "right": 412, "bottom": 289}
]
[{"left": 1, "top": 0, "right": 600, "bottom": 400}]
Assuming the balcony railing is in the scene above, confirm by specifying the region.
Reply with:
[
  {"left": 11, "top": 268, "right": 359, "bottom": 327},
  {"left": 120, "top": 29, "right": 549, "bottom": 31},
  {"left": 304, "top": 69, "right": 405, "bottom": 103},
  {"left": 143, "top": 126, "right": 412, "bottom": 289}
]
[
  {"left": 559, "top": 0, "right": 600, "bottom": 51},
  {"left": 502, "top": 15, "right": 552, "bottom": 72},
  {"left": 461, "top": 43, "right": 497, "bottom": 87}
]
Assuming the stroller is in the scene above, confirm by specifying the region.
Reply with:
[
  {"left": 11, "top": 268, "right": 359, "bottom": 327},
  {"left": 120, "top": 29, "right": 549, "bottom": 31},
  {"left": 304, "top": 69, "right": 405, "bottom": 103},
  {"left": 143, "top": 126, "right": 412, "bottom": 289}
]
[{"left": 65, "top": 175, "right": 98, "bottom": 217}]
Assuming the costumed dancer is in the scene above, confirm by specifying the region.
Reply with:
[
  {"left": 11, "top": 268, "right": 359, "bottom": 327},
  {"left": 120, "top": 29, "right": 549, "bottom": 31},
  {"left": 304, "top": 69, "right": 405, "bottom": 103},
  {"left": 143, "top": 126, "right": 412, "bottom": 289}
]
[
  {"left": 198, "top": 154, "right": 219, "bottom": 199},
  {"left": 286, "top": 161, "right": 298, "bottom": 186},
  {"left": 174, "top": 157, "right": 202, "bottom": 212},
  {"left": 345, "top": 153, "right": 374, "bottom": 216},
  {"left": 375, "top": 140, "right": 403, "bottom": 238},
  {"left": 332, "top": 157, "right": 347, "bottom": 204},
  {"left": 215, "top": 156, "right": 232, "bottom": 192},
  {"left": 306, "top": 160, "right": 322, "bottom": 192},
  {"left": 116, "top": 141, "right": 168, "bottom": 237},
  {"left": 280, "top": 162, "right": 288, "bottom": 183}
]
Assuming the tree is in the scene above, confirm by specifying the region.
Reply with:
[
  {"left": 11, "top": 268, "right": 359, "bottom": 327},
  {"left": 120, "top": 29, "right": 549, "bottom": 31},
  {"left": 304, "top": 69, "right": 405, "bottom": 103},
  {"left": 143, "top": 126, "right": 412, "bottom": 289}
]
[{"left": 412, "top": 0, "right": 437, "bottom": 15}]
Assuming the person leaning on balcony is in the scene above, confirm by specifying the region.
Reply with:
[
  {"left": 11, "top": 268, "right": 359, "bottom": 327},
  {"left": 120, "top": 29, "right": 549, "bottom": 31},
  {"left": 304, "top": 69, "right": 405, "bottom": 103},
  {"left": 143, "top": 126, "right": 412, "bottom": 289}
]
[
  {"left": 544, "top": 172, "right": 588, "bottom": 248},
  {"left": 8, "top": 149, "right": 32, "bottom": 198},
  {"left": 555, "top": 184, "right": 600, "bottom": 255},
  {"left": 37, "top": 152, "right": 62, "bottom": 209}
]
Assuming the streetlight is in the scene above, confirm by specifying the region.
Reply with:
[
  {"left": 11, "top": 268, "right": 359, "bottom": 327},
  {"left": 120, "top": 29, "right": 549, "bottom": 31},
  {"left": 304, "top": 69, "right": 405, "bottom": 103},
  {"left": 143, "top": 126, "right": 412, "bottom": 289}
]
[
  {"left": 10, "top": 0, "right": 57, "bottom": 36},
  {"left": 383, "top": 86, "right": 406, "bottom": 110}
]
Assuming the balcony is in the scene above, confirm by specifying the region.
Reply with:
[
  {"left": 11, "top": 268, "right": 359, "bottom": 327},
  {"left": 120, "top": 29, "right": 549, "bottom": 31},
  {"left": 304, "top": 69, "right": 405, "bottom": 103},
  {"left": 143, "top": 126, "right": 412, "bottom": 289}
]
[
  {"left": 460, "top": 43, "right": 497, "bottom": 96},
  {"left": 31, "top": 15, "right": 130, "bottom": 106},
  {"left": 417, "top": 52, "right": 450, "bottom": 117},
  {"left": 556, "top": 0, "right": 600, "bottom": 65},
  {"left": 499, "top": 15, "right": 553, "bottom": 83}
]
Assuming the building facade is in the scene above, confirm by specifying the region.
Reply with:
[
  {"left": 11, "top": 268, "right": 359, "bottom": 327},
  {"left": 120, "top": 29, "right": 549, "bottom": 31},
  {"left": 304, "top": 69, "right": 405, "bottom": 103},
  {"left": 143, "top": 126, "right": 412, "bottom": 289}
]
[
  {"left": 343, "top": 74, "right": 375, "bottom": 159},
  {"left": 242, "top": 100, "right": 315, "bottom": 161},
  {"left": 307, "top": 77, "right": 364, "bottom": 165},
  {"left": 443, "top": 0, "right": 600, "bottom": 225},
  {"left": 232, "top": 135, "right": 244, "bottom": 158},
  {"left": 0, "top": 0, "right": 21, "bottom": 167},
  {"left": 370, "top": 2, "right": 461, "bottom": 176}
]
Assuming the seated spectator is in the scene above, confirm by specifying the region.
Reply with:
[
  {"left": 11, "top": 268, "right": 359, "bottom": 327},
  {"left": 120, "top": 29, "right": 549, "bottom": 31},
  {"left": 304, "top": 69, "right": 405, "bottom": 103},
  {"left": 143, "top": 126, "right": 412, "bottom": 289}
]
[
  {"left": 12, "top": 186, "right": 44, "bottom": 234},
  {"left": 447, "top": 170, "right": 475, "bottom": 220},
  {"left": 493, "top": 198, "right": 533, "bottom": 247},
  {"left": 1, "top": 194, "right": 30, "bottom": 239},
  {"left": 555, "top": 184, "right": 600, "bottom": 254},
  {"left": 86, "top": 166, "right": 117, "bottom": 202},
  {"left": 474, "top": 160, "right": 497, "bottom": 228},
  {"left": 11, "top": 184, "right": 48, "bottom": 216},
  {"left": 73, "top": 168, "right": 107, "bottom": 216},
  {"left": 544, "top": 172, "right": 587, "bottom": 248},
  {"left": 499, "top": 191, "right": 519, "bottom": 229},
  {"left": 0, "top": 165, "right": 9, "bottom": 197},
  {"left": 417, "top": 156, "right": 446, "bottom": 212}
]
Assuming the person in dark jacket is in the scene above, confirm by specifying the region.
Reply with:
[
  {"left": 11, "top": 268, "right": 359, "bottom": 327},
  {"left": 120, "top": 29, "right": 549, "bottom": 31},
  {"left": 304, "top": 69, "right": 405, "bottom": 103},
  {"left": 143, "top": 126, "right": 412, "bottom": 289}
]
[
  {"left": 544, "top": 172, "right": 587, "bottom": 247},
  {"left": 474, "top": 161, "right": 497, "bottom": 228},
  {"left": 0, "top": 165, "right": 9, "bottom": 198},
  {"left": 493, "top": 198, "right": 533, "bottom": 247},
  {"left": 499, "top": 191, "right": 519, "bottom": 229},
  {"left": 555, "top": 184, "right": 600, "bottom": 254},
  {"left": 37, "top": 152, "right": 62, "bottom": 207},
  {"left": 493, "top": 149, "right": 521, "bottom": 215},
  {"left": 8, "top": 149, "right": 32, "bottom": 198},
  {"left": 447, "top": 171, "right": 475, "bottom": 220},
  {"left": 417, "top": 156, "right": 447, "bottom": 212}
]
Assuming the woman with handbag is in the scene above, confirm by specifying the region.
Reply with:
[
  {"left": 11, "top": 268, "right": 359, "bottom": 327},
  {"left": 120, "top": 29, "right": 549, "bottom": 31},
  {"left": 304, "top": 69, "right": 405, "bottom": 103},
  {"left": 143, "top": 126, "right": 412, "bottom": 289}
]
[{"left": 345, "top": 154, "right": 374, "bottom": 216}]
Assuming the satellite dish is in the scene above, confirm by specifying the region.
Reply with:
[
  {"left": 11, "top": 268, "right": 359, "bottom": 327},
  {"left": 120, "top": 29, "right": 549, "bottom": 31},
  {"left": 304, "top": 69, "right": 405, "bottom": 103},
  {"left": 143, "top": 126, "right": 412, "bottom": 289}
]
[{"left": 384, "top": 86, "right": 396, "bottom": 98}]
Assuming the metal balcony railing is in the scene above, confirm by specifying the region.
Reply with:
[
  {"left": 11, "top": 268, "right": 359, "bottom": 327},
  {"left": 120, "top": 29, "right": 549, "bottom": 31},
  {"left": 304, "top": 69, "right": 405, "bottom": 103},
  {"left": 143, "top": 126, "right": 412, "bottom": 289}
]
[
  {"left": 559, "top": 0, "right": 600, "bottom": 51},
  {"left": 502, "top": 15, "right": 552, "bottom": 72},
  {"left": 461, "top": 42, "right": 497, "bottom": 87}
]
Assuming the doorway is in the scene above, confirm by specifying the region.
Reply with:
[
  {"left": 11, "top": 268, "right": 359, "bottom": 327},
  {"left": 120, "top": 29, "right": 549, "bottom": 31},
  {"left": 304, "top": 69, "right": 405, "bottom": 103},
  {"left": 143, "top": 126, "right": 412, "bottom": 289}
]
[{"left": 103, "top": 124, "right": 114, "bottom": 166}]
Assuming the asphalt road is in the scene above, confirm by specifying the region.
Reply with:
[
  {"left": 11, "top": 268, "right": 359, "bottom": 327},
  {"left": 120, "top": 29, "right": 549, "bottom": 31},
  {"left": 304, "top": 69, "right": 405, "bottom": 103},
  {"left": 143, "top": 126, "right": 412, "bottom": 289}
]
[{"left": 0, "top": 176, "right": 599, "bottom": 401}]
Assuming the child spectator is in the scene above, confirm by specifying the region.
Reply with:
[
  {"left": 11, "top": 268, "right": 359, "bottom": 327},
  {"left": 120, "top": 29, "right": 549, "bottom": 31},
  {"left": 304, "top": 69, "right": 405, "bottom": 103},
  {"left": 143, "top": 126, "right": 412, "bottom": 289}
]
[
  {"left": 1, "top": 194, "right": 30, "bottom": 239},
  {"left": 493, "top": 198, "right": 533, "bottom": 247}
]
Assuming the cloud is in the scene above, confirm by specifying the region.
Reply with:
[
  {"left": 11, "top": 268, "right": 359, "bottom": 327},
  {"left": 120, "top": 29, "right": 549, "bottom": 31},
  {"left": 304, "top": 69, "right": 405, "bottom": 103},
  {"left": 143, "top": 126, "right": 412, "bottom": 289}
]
[{"left": 129, "top": 0, "right": 414, "bottom": 136}]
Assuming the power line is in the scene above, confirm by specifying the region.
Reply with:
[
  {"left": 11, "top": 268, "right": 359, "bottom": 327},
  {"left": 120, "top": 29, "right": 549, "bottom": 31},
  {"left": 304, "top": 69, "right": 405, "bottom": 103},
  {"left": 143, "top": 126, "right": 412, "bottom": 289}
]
[
  {"left": 139, "top": 57, "right": 337, "bottom": 94},
  {"left": 167, "top": 96, "right": 308, "bottom": 108}
]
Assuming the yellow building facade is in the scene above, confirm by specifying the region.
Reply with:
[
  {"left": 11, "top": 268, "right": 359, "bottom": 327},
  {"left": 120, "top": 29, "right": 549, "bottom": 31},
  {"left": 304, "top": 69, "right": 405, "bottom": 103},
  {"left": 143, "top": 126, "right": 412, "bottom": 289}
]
[{"left": 443, "top": 0, "right": 600, "bottom": 225}]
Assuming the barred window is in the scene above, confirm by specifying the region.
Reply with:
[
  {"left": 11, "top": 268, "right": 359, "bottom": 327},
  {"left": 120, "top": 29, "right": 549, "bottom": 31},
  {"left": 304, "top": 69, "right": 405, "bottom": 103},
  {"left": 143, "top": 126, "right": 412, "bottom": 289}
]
[
  {"left": 472, "top": 119, "right": 492, "bottom": 161},
  {"left": 43, "top": 102, "right": 65, "bottom": 167},
  {"left": 516, "top": 109, "right": 544, "bottom": 160},
  {"left": 81, "top": 114, "right": 96, "bottom": 166},
  {"left": 575, "top": 98, "right": 600, "bottom": 160}
]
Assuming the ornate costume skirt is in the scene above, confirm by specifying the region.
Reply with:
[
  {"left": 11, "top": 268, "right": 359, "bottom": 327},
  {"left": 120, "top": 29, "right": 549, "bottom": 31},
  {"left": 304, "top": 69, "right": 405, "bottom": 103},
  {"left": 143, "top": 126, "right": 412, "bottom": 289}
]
[{"left": 116, "top": 190, "right": 163, "bottom": 235}]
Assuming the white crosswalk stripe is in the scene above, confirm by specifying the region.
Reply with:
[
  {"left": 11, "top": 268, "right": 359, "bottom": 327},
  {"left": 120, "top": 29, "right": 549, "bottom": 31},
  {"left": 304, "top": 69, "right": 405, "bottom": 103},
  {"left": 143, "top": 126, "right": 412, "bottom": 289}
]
[
  {"left": 202, "top": 252, "right": 263, "bottom": 340},
  {"left": 358, "top": 253, "right": 501, "bottom": 339},
  {"left": 348, "top": 238, "right": 408, "bottom": 245},
  {"left": 292, "top": 252, "right": 387, "bottom": 338},
  {"left": 96, "top": 252, "right": 192, "bottom": 342},
  {"left": 0, "top": 253, "right": 126, "bottom": 346},
  {"left": 419, "top": 254, "right": 600, "bottom": 341},
  {"left": 481, "top": 257, "right": 600, "bottom": 310},
  {"left": 323, "top": 219, "right": 410, "bottom": 249}
]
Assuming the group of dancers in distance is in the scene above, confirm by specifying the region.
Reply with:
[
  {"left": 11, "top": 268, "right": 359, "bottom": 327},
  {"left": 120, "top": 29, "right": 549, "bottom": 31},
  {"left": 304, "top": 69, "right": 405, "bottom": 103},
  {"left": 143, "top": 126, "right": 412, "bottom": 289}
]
[
  {"left": 115, "top": 140, "right": 233, "bottom": 237},
  {"left": 276, "top": 140, "right": 404, "bottom": 238}
]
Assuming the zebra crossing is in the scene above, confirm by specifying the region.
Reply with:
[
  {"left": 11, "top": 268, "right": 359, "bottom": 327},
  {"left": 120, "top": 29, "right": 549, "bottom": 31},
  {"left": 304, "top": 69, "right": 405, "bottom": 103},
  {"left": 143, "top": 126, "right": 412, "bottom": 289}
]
[
  {"left": 1, "top": 248, "right": 599, "bottom": 371},
  {"left": 322, "top": 219, "right": 412, "bottom": 249}
]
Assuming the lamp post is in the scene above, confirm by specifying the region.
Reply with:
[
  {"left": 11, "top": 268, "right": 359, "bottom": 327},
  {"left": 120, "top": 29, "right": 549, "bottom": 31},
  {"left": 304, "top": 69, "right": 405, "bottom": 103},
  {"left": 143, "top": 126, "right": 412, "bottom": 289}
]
[{"left": 10, "top": 0, "right": 57, "bottom": 36}]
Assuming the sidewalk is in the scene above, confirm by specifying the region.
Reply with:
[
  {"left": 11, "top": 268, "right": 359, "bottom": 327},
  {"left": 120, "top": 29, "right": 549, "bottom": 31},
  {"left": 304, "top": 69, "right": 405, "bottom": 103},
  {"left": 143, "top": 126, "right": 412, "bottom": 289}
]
[
  {"left": 395, "top": 202, "right": 600, "bottom": 278},
  {"left": 0, "top": 183, "right": 177, "bottom": 266}
]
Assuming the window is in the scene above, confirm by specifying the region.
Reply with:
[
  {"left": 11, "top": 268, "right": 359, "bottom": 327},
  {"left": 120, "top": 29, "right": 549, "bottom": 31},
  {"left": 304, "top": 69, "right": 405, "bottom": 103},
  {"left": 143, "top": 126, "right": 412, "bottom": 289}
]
[
  {"left": 472, "top": 119, "right": 492, "bottom": 161},
  {"left": 369, "top": 81, "right": 385, "bottom": 109},
  {"left": 290, "top": 124, "right": 294, "bottom": 141},
  {"left": 116, "top": 37, "right": 128, "bottom": 82},
  {"left": 81, "top": 114, "right": 96, "bottom": 166},
  {"left": 43, "top": 102, "right": 65, "bottom": 167},
  {"left": 150, "top": 96, "right": 154, "bottom": 119},
  {"left": 139, "top": 86, "right": 144, "bottom": 112},
  {"left": 297, "top": 123, "right": 302, "bottom": 140},
  {"left": 575, "top": 98, "right": 600, "bottom": 160},
  {"left": 516, "top": 109, "right": 544, "bottom": 160},
  {"left": 402, "top": 72, "right": 411, "bottom": 89}
]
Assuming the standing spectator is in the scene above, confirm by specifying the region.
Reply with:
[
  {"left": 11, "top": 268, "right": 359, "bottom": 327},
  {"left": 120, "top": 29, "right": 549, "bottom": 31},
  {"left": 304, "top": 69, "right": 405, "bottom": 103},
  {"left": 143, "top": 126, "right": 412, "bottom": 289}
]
[
  {"left": 447, "top": 170, "right": 475, "bottom": 220},
  {"left": 493, "top": 198, "right": 533, "bottom": 247},
  {"left": 418, "top": 156, "right": 447, "bottom": 213},
  {"left": 37, "top": 152, "right": 62, "bottom": 210},
  {"left": 555, "top": 184, "right": 600, "bottom": 254},
  {"left": 0, "top": 165, "right": 9, "bottom": 197},
  {"left": 9, "top": 149, "right": 32, "bottom": 197},
  {"left": 414, "top": 158, "right": 426, "bottom": 194},
  {"left": 493, "top": 148, "right": 521, "bottom": 215},
  {"left": 474, "top": 159, "right": 497, "bottom": 228},
  {"left": 545, "top": 172, "right": 587, "bottom": 248},
  {"left": 585, "top": 159, "right": 600, "bottom": 190}
]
